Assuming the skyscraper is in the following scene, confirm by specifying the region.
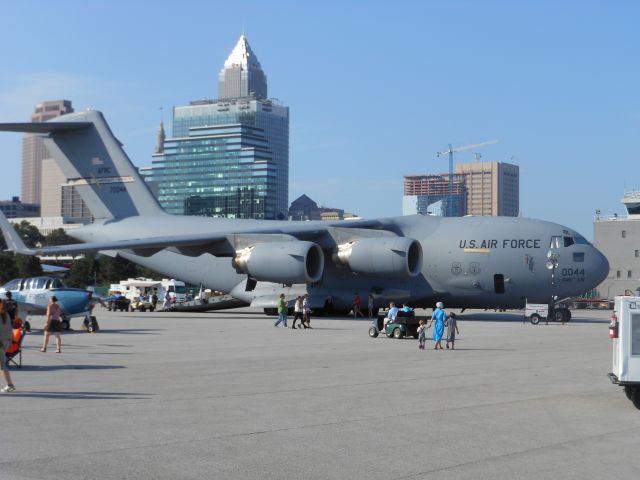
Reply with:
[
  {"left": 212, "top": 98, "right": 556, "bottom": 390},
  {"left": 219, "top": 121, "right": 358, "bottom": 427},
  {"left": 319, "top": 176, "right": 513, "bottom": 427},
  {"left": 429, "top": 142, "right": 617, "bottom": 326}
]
[
  {"left": 218, "top": 35, "right": 268, "bottom": 100},
  {"left": 402, "top": 161, "right": 519, "bottom": 217},
  {"left": 455, "top": 161, "right": 519, "bottom": 216},
  {"left": 144, "top": 35, "right": 289, "bottom": 219},
  {"left": 22, "top": 100, "right": 73, "bottom": 205}
]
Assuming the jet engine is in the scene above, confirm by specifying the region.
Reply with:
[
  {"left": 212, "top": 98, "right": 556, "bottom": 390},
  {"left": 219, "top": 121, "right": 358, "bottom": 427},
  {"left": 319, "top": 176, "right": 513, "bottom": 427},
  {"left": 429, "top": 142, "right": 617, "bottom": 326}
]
[
  {"left": 334, "top": 237, "right": 423, "bottom": 278},
  {"left": 233, "top": 241, "right": 324, "bottom": 284}
]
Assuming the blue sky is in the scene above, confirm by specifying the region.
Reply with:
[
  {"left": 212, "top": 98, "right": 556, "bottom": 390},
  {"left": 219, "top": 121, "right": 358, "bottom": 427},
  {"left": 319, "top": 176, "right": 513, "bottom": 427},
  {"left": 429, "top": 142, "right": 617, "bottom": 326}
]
[{"left": 0, "top": 0, "right": 638, "bottom": 238}]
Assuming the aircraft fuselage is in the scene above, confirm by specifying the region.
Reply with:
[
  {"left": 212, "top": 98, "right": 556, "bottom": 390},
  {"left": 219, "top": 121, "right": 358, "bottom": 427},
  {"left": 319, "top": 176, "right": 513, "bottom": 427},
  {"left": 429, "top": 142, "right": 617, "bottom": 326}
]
[{"left": 71, "top": 214, "right": 609, "bottom": 311}]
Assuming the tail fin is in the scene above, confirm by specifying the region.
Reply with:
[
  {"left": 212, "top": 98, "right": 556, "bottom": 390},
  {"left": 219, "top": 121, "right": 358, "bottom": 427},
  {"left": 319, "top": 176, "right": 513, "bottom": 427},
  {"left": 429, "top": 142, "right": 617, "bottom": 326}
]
[{"left": 0, "top": 110, "right": 165, "bottom": 221}]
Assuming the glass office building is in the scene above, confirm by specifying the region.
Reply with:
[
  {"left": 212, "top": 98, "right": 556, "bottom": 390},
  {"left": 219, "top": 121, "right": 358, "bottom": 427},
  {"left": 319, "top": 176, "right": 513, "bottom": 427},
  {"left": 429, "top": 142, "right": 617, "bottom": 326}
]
[
  {"left": 143, "top": 35, "right": 289, "bottom": 219},
  {"left": 144, "top": 123, "right": 278, "bottom": 218}
]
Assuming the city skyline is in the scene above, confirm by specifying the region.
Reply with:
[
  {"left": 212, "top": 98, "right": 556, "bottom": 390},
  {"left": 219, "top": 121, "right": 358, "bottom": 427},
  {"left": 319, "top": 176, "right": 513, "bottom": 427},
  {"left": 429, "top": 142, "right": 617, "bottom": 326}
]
[{"left": 0, "top": 1, "right": 638, "bottom": 238}]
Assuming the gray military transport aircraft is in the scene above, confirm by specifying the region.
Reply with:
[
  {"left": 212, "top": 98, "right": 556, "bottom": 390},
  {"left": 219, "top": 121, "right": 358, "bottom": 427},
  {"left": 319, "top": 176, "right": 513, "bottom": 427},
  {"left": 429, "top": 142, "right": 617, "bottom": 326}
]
[{"left": 0, "top": 111, "right": 609, "bottom": 320}]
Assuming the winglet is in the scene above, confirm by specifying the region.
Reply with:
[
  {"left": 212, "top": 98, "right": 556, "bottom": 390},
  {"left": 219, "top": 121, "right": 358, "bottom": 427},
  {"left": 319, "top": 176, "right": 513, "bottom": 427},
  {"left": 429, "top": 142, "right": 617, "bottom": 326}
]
[{"left": 0, "top": 210, "right": 36, "bottom": 255}]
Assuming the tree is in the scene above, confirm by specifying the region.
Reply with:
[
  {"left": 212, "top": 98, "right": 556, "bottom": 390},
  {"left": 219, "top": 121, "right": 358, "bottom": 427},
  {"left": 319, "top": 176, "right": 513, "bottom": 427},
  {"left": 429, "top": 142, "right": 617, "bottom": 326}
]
[
  {"left": 66, "top": 254, "right": 96, "bottom": 288},
  {"left": 0, "top": 254, "right": 19, "bottom": 284},
  {"left": 43, "top": 228, "right": 80, "bottom": 246},
  {"left": 12, "top": 221, "right": 44, "bottom": 248},
  {"left": 15, "top": 255, "right": 43, "bottom": 277},
  {"left": 97, "top": 256, "right": 138, "bottom": 285}
]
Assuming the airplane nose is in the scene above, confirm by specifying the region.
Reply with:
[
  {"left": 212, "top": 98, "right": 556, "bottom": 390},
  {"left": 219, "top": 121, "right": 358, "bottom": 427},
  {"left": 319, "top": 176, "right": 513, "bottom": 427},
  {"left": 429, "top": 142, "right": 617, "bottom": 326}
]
[{"left": 591, "top": 246, "right": 610, "bottom": 286}]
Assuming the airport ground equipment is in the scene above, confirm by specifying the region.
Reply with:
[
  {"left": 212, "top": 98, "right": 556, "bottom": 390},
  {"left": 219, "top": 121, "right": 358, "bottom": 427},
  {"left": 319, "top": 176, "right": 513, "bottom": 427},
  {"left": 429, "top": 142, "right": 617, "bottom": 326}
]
[
  {"left": 607, "top": 296, "right": 640, "bottom": 409},
  {"left": 525, "top": 301, "right": 572, "bottom": 324},
  {"left": 106, "top": 295, "right": 130, "bottom": 312},
  {"left": 369, "top": 310, "right": 418, "bottom": 339}
]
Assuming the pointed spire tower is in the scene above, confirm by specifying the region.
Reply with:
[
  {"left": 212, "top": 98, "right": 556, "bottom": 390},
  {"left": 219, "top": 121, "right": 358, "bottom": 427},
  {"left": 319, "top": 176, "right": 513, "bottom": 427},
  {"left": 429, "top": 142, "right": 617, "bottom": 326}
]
[
  {"left": 154, "top": 120, "right": 166, "bottom": 154},
  {"left": 218, "top": 35, "right": 268, "bottom": 100}
]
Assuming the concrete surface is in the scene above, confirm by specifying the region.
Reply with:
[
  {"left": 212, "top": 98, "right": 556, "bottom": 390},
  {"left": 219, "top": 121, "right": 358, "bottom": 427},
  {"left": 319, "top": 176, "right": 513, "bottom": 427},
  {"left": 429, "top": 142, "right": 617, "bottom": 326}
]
[{"left": 1, "top": 307, "right": 638, "bottom": 479}]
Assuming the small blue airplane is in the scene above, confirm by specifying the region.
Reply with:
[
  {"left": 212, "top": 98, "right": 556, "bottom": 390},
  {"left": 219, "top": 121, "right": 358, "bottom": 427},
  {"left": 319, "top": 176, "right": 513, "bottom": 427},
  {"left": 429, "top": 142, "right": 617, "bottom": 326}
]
[{"left": 0, "top": 276, "right": 94, "bottom": 330}]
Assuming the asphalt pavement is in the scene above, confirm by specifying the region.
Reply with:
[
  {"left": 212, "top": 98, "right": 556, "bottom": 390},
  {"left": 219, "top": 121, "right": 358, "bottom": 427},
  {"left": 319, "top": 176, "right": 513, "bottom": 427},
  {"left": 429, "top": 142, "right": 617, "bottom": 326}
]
[{"left": 1, "top": 307, "right": 638, "bottom": 480}]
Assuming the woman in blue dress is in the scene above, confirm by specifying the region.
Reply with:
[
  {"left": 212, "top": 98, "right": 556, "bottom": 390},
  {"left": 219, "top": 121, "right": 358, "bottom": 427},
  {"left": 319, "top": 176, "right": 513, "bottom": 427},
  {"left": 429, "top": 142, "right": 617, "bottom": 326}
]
[{"left": 429, "top": 301, "right": 446, "bottom": 350}]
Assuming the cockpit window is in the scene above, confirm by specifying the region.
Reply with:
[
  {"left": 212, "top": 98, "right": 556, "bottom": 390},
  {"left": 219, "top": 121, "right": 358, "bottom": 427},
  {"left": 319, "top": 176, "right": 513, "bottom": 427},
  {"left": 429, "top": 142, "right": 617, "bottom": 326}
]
[
  {"left": 550, "top": 236, "right": 562, "bottom": 249},
  {"left": 52, "top": 279, "right": 65, "bottom": 289},
  {"left": 564, "top": 236, "right": 575, "bottom": 247},
  {"left": 574, "top": 236, "right": 590, "bottom": 245},
  {"left": 0, "top": 279, "right": 22, "bottom": 291},
  {"left": 33, "top": 277, "right": 48, "bottom": 289}
]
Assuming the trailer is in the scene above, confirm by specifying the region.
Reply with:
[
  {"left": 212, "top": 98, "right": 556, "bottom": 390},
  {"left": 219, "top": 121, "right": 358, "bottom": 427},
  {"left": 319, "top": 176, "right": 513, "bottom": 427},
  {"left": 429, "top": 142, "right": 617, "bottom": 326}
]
[{"left": 607, "top": 296, "right": 640, "bottom": 409}]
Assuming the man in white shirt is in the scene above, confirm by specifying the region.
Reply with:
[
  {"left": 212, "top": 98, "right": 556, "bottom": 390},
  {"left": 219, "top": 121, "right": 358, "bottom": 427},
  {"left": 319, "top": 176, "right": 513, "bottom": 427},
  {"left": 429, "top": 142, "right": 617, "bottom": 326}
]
[{"left": 383, "top": 302, "right": 399, "bottom": 330}]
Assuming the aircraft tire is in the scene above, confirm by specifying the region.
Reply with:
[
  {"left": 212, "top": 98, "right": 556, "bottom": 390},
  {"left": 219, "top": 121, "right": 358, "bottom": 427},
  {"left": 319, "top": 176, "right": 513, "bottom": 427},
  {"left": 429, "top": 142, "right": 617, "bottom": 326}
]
[
  {"left": 140, "top": 306, "right": 146, "bottom": 312},
  {"left": 369, "top": 327, "right": 378, "bottom": 338},
  {"left": 393, "top": 328, "right": 403, "bottom": 339},
  {"left": 530, "top": 314, "right": 541, "bottom": 325},
  {"left": 61, "top": 319, "right": 70, "bottom": 331},
  {"left": 264, "top": 308, "right": 277, "bottom": 316},
  {"left": 631, "top": 388, "right": 640, "bottom": 410},
  {"left": 625, "top": 386, "right": 634, "bottom": 400}
]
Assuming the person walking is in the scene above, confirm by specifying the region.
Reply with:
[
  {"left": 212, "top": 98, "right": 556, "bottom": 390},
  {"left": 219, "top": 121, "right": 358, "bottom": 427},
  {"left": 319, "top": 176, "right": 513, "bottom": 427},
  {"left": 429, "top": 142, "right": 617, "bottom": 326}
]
[
  {"left": 302, "top": 293, "right": 312, "bottom": 329},
  {"left": 352, "top": 293, "right": 364, "bottom": 318},
  {"left": 291, "top": 296, "right": 304, "bottom": 329},
  {"left": 417, "top": 319, "right": 427, "bottom": 350},
  {"left": 0, "top": 300, "right": 16, "bottom": 393},
  {"left": 274, "top": 294, "right": 288, "bottom": 328},
  {"left": 42, "top": 295, "right": 63, "bottom": 353},
  {"left": 162, "top": 291, "right": 171, "bottom": 311},
  {"left": 429, "top": 301, "right": 446, "bottom": 350},
  {"left": 445, "top": 312, "right": 460, "bottom": 349},
  {"left": 367, "top": 294, "right": 374, "bottom": 318}
]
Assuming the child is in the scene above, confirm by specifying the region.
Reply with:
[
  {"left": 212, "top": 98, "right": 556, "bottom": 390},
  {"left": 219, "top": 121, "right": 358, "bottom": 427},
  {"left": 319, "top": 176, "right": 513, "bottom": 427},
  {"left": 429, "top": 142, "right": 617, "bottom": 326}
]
[
  {"left": 445, "top": 312, "right": 460, "bottom": 349},
  {"left": 417, "top": 319, "right": 427, "bottom": 350}
]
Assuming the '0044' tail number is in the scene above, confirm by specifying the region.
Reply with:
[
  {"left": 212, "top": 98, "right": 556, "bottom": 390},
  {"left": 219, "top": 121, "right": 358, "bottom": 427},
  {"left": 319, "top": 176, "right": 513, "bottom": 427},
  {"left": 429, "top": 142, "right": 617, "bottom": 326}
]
[{"left": 561, "top": 268, "right": 585, "bottom": 277}]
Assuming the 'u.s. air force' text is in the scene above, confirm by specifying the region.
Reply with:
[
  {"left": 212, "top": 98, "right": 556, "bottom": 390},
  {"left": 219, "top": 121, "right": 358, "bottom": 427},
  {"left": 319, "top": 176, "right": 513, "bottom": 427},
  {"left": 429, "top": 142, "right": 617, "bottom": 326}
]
[{"left": 459, "top": 239, "right": 541, "bottom": 249}]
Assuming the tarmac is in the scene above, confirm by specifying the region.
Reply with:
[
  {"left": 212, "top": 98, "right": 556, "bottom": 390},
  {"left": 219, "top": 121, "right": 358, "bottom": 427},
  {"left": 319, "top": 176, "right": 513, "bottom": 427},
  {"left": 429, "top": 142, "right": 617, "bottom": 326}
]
[{"left": 1, "top": 307, "right": 639, "bottom": 480}]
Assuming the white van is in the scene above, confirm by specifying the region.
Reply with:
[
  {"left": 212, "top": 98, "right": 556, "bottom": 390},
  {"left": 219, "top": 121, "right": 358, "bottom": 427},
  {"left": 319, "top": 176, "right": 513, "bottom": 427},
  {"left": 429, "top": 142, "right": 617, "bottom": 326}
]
[{"left": 160, "top": 279, "right": 187, "bottom": 304}]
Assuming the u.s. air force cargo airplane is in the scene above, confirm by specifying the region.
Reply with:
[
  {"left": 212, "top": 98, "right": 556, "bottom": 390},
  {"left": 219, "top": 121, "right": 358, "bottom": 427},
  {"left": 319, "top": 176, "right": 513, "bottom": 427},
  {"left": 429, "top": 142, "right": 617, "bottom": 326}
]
[{"left": 0, "top": 111, "right": 609, "bottom": 319}]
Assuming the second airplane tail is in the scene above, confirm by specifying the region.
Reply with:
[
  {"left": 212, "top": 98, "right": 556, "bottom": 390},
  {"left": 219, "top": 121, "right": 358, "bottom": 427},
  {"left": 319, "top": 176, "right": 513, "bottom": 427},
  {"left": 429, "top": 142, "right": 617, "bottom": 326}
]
[{"left": 0, "top": 110, "right": 165, "bottom": 221}]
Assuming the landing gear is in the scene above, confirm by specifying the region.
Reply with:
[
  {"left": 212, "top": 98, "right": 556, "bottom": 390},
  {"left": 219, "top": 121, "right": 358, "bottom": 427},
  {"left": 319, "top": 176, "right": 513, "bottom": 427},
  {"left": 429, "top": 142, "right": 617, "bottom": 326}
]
[{"left": 60, "top": 315, "right": 70, "bottom": 331}]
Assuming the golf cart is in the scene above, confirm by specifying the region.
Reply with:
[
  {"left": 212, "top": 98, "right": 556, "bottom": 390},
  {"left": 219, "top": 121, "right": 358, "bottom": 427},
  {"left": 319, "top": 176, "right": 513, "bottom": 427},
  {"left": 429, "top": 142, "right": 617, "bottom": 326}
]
[{"left": 369, "top": 310, "right": 419, "bottom": 339}]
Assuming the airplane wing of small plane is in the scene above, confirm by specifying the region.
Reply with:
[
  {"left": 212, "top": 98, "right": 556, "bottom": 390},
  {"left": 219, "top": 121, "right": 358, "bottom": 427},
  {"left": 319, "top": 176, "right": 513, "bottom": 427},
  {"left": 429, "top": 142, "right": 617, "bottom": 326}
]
[{"left": 15, "top": 300, "right": 47, "bottom": 316}]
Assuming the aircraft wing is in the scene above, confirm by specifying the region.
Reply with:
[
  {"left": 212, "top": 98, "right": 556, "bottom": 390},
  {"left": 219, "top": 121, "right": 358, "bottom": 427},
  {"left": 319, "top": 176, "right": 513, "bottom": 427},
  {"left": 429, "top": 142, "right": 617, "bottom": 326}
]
[
  {"left": 16, "top": 300, "right": 47, "bottom": 316},
  {"left": 0, "top": 209, "right": 422, "bottom": 284},
  {"left": 0, "top": 208, "right": 390, "bottom": 257}
]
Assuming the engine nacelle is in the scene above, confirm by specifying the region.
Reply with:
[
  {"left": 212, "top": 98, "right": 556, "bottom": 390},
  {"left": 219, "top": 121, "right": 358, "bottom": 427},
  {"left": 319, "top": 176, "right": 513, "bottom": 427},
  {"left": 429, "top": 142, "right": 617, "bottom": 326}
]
[
  {"left": 334, "top": 237, "right": 423, "bottom": 278},
  {"left": 233, "top": 241, "right": 324, "bottom": 284}
]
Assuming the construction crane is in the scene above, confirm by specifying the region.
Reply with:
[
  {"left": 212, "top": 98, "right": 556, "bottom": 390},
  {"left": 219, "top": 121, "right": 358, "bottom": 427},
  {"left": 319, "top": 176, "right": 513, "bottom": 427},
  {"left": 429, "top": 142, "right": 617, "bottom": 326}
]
[{"left": 437, "top": 140, "right": 498, "bottom": 216}]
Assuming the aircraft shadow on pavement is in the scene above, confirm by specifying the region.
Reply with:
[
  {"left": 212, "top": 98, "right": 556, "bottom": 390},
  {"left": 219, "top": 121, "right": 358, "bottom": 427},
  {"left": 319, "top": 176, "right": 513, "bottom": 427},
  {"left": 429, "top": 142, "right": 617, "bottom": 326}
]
[
  {"left": 8, "top": 391, "right": 152, "bottom": 400},
  {"left": 16, "top": 364, "right": 127, "bottom": 372},
  {"left": 91, "top": 328, "right": 164, "bottom": 335}
]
